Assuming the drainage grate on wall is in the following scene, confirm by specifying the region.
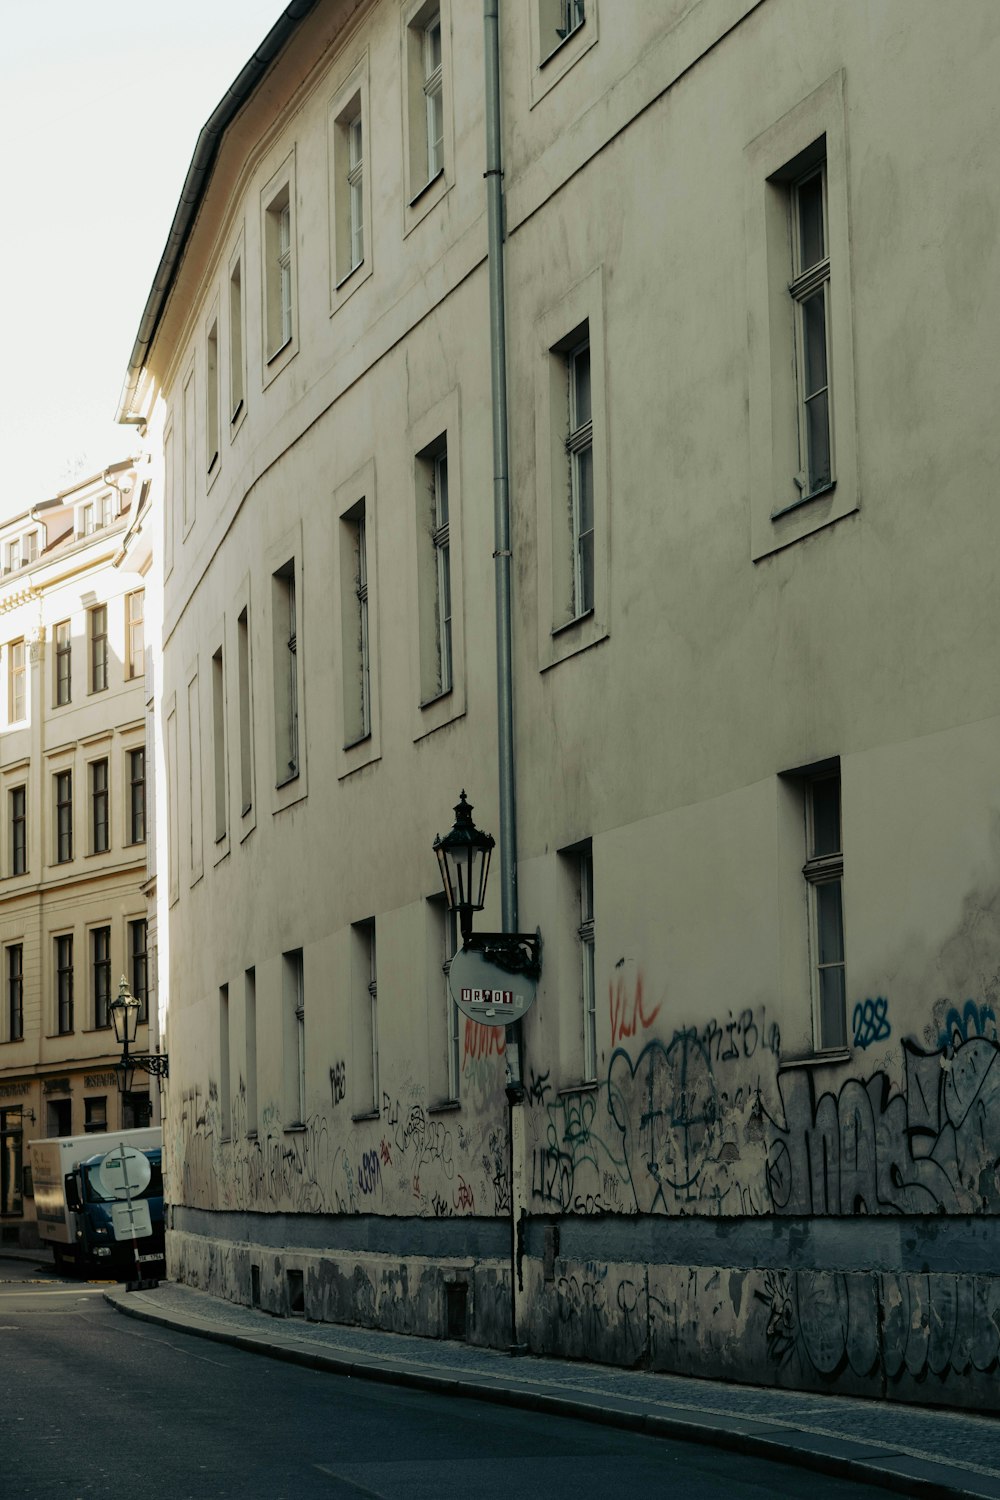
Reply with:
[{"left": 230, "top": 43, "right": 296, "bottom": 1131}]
[
  {"left": 250, "top": 1263, "right": 261, "bottom": 1308},
  {"left": 286, "top": 1267, "right": 305, "bottom": 1316}
]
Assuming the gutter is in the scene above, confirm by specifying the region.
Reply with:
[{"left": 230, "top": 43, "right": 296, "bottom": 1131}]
[{"left": 116, "top": 0, "right": 319, "bottom": 423}]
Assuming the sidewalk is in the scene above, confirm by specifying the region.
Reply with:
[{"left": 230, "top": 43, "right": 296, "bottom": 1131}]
[{"left": 100, "top": 1275, "right": 1000, "bottom": 1499}]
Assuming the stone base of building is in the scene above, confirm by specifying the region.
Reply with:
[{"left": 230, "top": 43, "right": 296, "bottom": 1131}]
[
  {"left": 169, "top": 1223, "right": 1000, "bottom": 1411},
  {"left": 168, "top": 1227, "right": 513, "bottom": 1349}
]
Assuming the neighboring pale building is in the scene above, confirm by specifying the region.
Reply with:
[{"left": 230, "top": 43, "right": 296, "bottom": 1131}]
[
  {"left": 120, "top": 0, "right": 1000, "bottom": 1409},
  {"left": 0, "top": 463, "right": 157, "bottom": 1248}
]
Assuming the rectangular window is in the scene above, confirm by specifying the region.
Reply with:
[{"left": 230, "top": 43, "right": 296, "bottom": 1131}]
[
  {"left": 8, "top": 639, "right": 25, "bottom": 723},
  {"left": 536, "top": 274, "right": 608, "bottom": 667},
  {"left": 405, "top": 2, "right": 448, "bottom": 205},
  {"left": 265, "top": 182, "right": 294, "bottom": 362},
  {"left": 790, "top": 161, "right": 832, "bottom": 499},
  {"left": 229, "top": 255, "right": 245, "bottom": 423},
  {"left": 237, "top": 606, "right": 253, "bottom": 815},
  {"left": 567, "top": 338, "right": 594, "bottom": 619},
  {"left": 10, "top": 786, "right": 26, "bottom": 876},
  {"left": 212, "top": 647, "right": 227, "bottom": 841},
  {"left": 423, "top": 14, "right": 444, "bottom": 181},
  {"left": 417, "top": 442, "right": 452, "bottom": 702},
  {"left": 90, "top": 758, "right": 109, "bottom": 853},
  {"left": 7, "top": 945, "right": 23, "bottom": 1042},
  {"left": 56, "top": 934, "right": 74, "bottom": 1034},
  {"left": 206, "top": 318, "right": 220, "bottom": 473},
  {"left": 92, "top": 926, "right": 111, "bottom": 1029},
  {"left": 340, "top": 503, "right": 371, "bottom": 745},
  {"left": 84, "top": 1097, "right": 107, "bottom": 1133},
  {"left": 804, "top": 769, "right": 846, "bottom": 1051},
  {"left": 90, "top": 605, "right": 108, "bottom": 693},
  {"left": 129, "top": 747, "right": 146, "bottom": 844},
  {"left": 219, "top": 985, "right": 231, "bottom": 1140},
  {"left": 272, "top": 562, "right": 299, "bottom": 783},
  {"left": 1, "top": 1107, "right": 24, "bottom": 1214},
  {"left": 352, "top": 920, "right": 378, "bottom": 1114},
  {"left": 183, "top": 367, "right": 196, "bottom": 531},
  {"left": 55, "top": 620, "right": 72, "bottom": 705},
  {"left": 539, "top": 0, "right": 585, "bottom": 57},
  {"left": 23, "top": 531, "right": 37, "bottom": 564},
  {"left": 81, "top": 502, "right": 95, "bottom": 536},
  {"left": 579, "top": 849, "right": 596, "bottom": 1081},
  {"left": 126, "top": 591, "right": 144, "bottom": 679},
  {"left": 283, "top": 949, "right": 305, "bottom": 1126},
  {"left": 55, "top": 770, "right": 73, "bottom": 864},
  {"left": 244, "top": 967, "right": 258, "bottom": 1136},
  {"left": 129, "top": 918, "right": 148, "bottom": 1025},
  {"left": 187, "top": 670, "right": 204, "bottom": 885}
]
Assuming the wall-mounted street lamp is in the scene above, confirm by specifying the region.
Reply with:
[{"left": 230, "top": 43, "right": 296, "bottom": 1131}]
[
  {"left": 110, "top": 975, "right": 169, "bottom": 1100},
  {"left": 433, "top": 792, "right": 540, "bottom": 994}
]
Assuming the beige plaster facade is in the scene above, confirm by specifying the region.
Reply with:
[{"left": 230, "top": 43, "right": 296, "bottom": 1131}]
[
  {"left": 0, "top": 463, "right": 156, "bottom": 1247},
  {"left": 125, "top": 0, "right": 1000, "bottom": 1406}
]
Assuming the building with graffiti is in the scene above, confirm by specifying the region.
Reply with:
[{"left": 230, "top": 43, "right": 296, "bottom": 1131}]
[
  {"left": 0, "top": 462, "right": 157, "bottom": 1247},
  {"left": 119, "top": 0, "right": 1000, "bottom": 1408}
]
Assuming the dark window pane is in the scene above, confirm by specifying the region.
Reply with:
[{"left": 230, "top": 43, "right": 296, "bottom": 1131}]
[
  {"left": 797, "top": 171, "right": 825, "bottom": 271},
  {"left": 811, "top": 777, "right": 840, "bottom": 856}
]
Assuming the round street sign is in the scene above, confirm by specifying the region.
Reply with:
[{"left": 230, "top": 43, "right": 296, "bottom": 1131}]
[
  {"left": 97, "top": 1145, "right": 151, "bottom": 1200},
  {"left": 449, "top": 946, "right": 538, "bottom": 1025}
]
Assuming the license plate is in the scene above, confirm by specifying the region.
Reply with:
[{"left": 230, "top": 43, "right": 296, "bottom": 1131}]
[{"left": 136, "top": 1253, "right": 164, "bottom": 1263}]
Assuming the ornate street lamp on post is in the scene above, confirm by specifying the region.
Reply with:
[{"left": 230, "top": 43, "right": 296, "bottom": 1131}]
[
  {"left": 110, "top": 975, "right": 169, "bottom": 1111},
  {"left": 433, "top": 793, "right": 540, "bottom": 978}
]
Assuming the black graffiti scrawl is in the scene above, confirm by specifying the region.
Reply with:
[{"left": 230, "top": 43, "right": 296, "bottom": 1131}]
[{"left": 768, "top": 1034, "right": 1000, "bottom": 1218}]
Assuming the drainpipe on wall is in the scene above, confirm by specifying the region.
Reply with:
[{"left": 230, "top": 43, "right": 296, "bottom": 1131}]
[{"left": 484, "top": 0, "right": 528, "bottom": 1354}]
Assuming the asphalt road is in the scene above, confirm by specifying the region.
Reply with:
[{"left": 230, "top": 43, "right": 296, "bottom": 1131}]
[{"left": 1, "top": 1258, "right": 891, "bottom": 1500}]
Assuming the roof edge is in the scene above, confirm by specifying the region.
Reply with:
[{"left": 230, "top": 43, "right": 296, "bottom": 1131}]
[{"left": 116, "top": 0, "right": 320, "bottom": 423}]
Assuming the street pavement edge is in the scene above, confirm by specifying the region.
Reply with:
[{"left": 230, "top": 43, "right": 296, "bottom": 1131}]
[{"left": 102, "top": 1284, "right": 996, "bottom": 1500}]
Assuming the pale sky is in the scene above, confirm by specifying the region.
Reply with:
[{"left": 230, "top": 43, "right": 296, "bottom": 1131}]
[{"left": 0, "top": 1, "right": 288, "bottom": 514}]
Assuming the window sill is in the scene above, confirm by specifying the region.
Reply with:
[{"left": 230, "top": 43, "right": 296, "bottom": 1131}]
[
  {"left": 558, "top": 1079, "right": 598, "bottom": 1097},
  {"left": 780, "top": 1047, "right": 851, "bottom": 1070},
  {"left": 408, "top": 167, "right": 444, "bottom": 209},
  {"left": 551, "top": 607, "right": 594, "bottom": 640},
  {"left": 771, "top": 479, "right": 837, "bottom": 522},
  {"left": 275, "top": 768, "right": 300, "bottom": 790},
  {"left": 284, "top": 1123, "right": 306, "bottom": 1134},
  {"left": 419, "top": 686, "right": 453, "bottom": 711},
  {"left": 335, "top": 259, "right": 366, "bottom": 293},
  {"left": 266, "top": 336, "right": 293, "bottom": 367},
  {"left": 428, "top": 1098, "right": 461, "bottom": 1115},
  {"left": 351, "top": 1108, "right": 379, "bottom": 1123},
  {"left": 246, "top": 1129, "right": 258, "bottom": 1141},
  {"left": 539, "top": 19, "right": 585, "bottom": 67},
  {"left": 342, "top": 732, "right": 372, "bottom": 753}
]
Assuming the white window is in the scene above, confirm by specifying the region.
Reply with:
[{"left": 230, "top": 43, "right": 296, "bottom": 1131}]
[
  {"left": 347, "top": 115, "right": 364, "bottom": 272},
  {"left": 539, "top": 0, "right": 585, "bottom": 59},
  {"left": 340, "top": 502, "right": 371, "bottom": 745},
  {"left": 578, "top": 849, "right": 596, "bottom": 1081},
  {"left": 790, "top": 163, "right": 832, "bottom": 500},
  {"left": 229, "top": 249, "right": 245, "bottom": 426},
  {"left": 272, "top": 561, "right": 299, "bottom": 783},
  {"left": 354, "top": 920, "right": 378, "bottom": 1114},
  {"left": 423, "top": 14, "right": 443, "bottom": 181},
  {"left": 262, "top": 160, "right": 297, "bottom": 371},
  {"left": 535, "top": 270, "right": 608, "bottom": 668},
  {"left": 23, "top": 532, "right": 37, "bottom": 564},
  {"left": 8, "top": 639, "right": 25, "bottom": 723},
  {"left": 206, "top": 317, "right": 220, "bottom": 474},
  {"left": 81, "top": 503, "right": 95, "bottom": 536},
  {"left": 283, "top": 949, "right": 305, "bottom": 1126},
  {"left": 237, "top": 605, "right": 254, "bottom": 817},
  {"left": 804, "top": 768, "right": 846, "bottom": 1051},
  {"left": 5, "top": 541, "right": 19, "bottom": 574},
  {"left": 404, "top": 1, "right": 449, "bottom": 212},
  {"left": 212, "top": 646, "right": 227, "bottom": 843},
  {"left": 745, "top": 71, "right": 858, "bottom": 559},
  {"left": 567, "top": 338, "right": 594, "bottom": 619},
  {"left": 416, "top": 439, "right": 453, "bottom": 703},
  {"left": 182, "top": 366, "right": 196, "bottom": 532}
]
